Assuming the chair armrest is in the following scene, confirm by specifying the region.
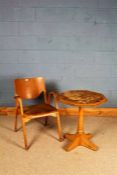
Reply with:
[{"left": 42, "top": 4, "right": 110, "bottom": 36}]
[
  {"left": 14, "top": 95, "right": 20, "bottom": 99},
  {"left": 47, "top": 92, "right": 59, "bottom": 108},
  {"left": 14, "top": 95, "right": 24, "bottom": 115}
]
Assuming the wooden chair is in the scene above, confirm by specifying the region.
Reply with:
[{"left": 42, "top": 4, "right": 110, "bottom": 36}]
[{"left": 14, "top": 77, "right": 63, "bottom": 149}]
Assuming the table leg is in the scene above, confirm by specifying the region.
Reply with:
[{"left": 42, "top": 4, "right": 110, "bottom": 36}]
[{"left": 64, "top": 107, "right": 98, "bottom": 152}]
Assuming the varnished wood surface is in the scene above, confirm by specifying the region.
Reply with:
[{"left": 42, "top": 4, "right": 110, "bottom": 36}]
[
  {"left": 1, "top": 107, "right": 117, "bottom": 117},
  {"left": 64, "top": 107, "right": 98, "bottom": 152},
  {"left": 55, "top": 90, "right": 107, "bottom": 151},
  {"left": 59, "top": 108, "right": 117, "bottom": 117},
  {"left": 14, "top": 77, "right": 46, "bottom": 100},
  {"left": 64, "top": 133, "right": 98, "bottom": 151},
  {"left": 23, "top": 104, "right": 57, "bottom": 117},
  {"left": 56, "top": 90, "right": 107, "bottom": 106},
  {"left": 14, "top": 77, "right": 63, "bottom": 149}
]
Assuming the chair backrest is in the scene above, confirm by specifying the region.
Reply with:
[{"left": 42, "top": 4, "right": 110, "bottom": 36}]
[{"left": 14, "top": 77, "right": 46, "bottom": 100}]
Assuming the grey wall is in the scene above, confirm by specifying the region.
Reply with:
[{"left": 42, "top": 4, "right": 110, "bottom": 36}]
[{"left": 0, "top": 0, "right": 117, "bottom": 107}]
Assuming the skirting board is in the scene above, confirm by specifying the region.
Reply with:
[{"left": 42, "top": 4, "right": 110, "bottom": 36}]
[{"left": 0, "top": 107, "right": 117, "bottom": 117}]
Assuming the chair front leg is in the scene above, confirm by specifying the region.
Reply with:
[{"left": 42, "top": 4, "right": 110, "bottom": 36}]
[
  {"left": 47, "top": 92, "right": 63, "bottom": 141},
  {"left": 21, "top": 118, "right": 28, "bottom": 150}
]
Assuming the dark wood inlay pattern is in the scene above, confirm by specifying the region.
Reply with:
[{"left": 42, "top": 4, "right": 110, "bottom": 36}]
[{"left": 56, "top": 90, "right": 107, "bottom": 106}]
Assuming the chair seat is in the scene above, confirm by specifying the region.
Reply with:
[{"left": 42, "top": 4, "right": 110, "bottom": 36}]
[{"left": 23, "top": 104, "right": 57, "bottom": 117}]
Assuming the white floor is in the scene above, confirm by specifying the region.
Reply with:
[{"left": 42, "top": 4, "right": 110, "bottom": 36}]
[{"left": 0, "top": 115, "right": 117, "bottom": 175}]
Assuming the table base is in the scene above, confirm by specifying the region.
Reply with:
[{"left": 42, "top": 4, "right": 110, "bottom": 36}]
[{"left": 64, "top": 133, "right": 98, "bottom": 152}]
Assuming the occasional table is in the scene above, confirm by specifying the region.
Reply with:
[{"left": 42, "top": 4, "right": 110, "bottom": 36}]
[{"left": 55, "top": 90, "right": 107, "bottom": 152}]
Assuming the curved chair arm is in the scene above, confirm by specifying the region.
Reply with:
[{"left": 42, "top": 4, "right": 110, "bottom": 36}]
[
  {"left": 47, "top": 92, "right": 59, "bottom": 109},
  {"left": 14, "top": 95, "right": 24, "bottom": 115}
]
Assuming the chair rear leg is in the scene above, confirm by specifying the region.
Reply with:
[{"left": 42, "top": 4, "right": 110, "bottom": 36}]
[
  {"left": 14, "top": 107, "right": 18, "bottom": 132},
  {"left": 22, "top": 119, "right": 28, "bottom": 150},
  {"left": 56, "top": 112, "right": 64, "bottom": 141},
  {"left": 45, "top": 116, "right": 49, "bottom": 126}
]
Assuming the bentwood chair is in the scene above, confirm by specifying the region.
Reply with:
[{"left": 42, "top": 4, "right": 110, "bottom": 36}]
[{"left": 14, "top": 77, "right": 63, "bottom": 149}]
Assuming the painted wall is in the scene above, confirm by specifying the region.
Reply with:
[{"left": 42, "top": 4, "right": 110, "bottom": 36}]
[{"left": 0, "top": 0, "right": 117, "bottom": 107}]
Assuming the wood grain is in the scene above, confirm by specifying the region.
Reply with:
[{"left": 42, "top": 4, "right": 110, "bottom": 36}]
[{"left": 1, "top": 107, "right": 117, "bottom": 117}]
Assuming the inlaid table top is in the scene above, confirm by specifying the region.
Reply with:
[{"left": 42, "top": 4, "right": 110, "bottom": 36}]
[
  {"left": 56, "top": 90, "right": 107, "bottom": 107},
  {"left": 54, "top": 90, "right": 108, "bottom": 151}
]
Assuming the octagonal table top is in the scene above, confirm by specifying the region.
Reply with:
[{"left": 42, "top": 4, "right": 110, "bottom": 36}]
[{"left": 55, "top": 90, "right": 107, "bottom": 107}]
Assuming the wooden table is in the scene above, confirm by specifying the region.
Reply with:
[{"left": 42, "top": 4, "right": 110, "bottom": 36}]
[{"left": 55, "top": 90, "right": 107, "bottom": 152}]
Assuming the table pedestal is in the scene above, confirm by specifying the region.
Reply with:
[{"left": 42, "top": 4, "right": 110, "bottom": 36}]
[{"left": 64, "top": 107, "right": 98, "bottom": 152}]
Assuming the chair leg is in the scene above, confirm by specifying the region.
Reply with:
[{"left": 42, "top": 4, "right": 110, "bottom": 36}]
[
  {"left": 56, "top": 112, "right": 63, "bottom": 141},
  {"left": 44, "top": 116, "right": 49, "bottom": 126},
  {"left": 22, "top": 119, "right": 28, "bottom": 150},
  {"left": 14, "top": 107, "right": 18, "bottom": 132}
]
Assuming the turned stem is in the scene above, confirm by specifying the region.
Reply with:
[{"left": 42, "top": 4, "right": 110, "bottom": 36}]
[{"left": 77, "top": 107, "right": 84, "bottom": 134}]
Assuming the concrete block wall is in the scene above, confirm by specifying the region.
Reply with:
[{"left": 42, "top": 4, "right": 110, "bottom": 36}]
[{"left": 0, "top": 0, "right": 117, "bottom": 107}]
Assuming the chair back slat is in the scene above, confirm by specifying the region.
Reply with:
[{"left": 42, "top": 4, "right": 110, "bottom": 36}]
[{"left": 14, "top": 77, "right": 46, "bottom": 99}]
